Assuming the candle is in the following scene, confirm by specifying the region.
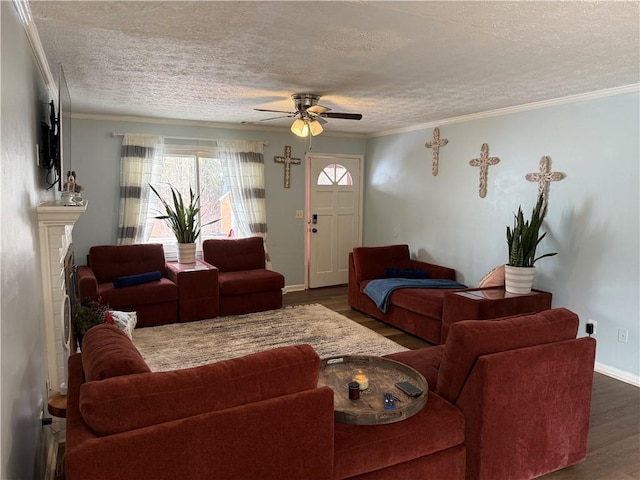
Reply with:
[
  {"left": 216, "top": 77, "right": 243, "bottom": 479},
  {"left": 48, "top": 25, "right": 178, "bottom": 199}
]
[{"left": 353, "top": 369, "right": 369, "bottom": 390}]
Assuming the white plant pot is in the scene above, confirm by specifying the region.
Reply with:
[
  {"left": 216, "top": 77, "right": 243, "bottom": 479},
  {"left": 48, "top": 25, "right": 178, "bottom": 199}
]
[
  {"left": 504, "top": 265, "right": 536, "bottom": 294},
  {"left": 177, "top": 243, "right": 196, "bottom": 264}
]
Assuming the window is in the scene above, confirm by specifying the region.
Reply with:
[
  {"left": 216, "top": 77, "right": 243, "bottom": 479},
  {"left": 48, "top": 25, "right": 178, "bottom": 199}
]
[
  {"left": 148, "top": 146, "right": 231, "bottom": 258},
  {"left": 317, "top": 163, "right": 353, "bottom": 186}
]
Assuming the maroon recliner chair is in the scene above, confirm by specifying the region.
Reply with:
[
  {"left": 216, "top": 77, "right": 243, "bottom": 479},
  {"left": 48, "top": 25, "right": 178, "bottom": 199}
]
[
  {"left": 77, "top": 244, "right": 178, "bottom": 327},
  {"left": 203, "top": 237, "right": 284, "bottom": 316}
]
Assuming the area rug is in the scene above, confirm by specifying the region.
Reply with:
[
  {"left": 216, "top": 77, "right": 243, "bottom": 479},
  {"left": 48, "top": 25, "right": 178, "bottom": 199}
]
[{"left": 133, "top": 303, "right": 408, "bottom": 371}]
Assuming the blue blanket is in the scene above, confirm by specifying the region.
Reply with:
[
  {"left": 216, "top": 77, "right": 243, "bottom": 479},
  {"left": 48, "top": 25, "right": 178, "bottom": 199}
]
[{"left": 364, "top": 278, "right": 467, "bottom": 313}]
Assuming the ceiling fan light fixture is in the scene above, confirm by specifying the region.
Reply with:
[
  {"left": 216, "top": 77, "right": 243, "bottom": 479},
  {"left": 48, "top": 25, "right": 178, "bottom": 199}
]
[
  {"left": 290, "top": 118, "right": 308, "bottom": 137},
  {"left": 309, "top": 119, "right": 324, "bottom": 136}
]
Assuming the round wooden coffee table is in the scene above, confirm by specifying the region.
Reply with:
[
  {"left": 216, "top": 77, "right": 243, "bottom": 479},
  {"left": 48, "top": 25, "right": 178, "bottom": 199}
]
[{"left": 318, "top": 355, "right": 428, "bottom": 425}]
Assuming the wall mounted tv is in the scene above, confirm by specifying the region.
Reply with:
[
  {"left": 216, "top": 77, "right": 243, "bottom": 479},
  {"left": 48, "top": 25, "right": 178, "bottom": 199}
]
[{"left": 40, "top": 64, "right": 70, "bottom": 191}]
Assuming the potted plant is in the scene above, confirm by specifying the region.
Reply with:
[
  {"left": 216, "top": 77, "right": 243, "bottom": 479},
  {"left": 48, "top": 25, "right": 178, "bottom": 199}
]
[
  {"left": 73, "top": 298, "right": 113, "bottom": 347},
  {"left": 505, "top": 194, "right": 557, "bottom": 294},
  {"left": 149, "top": 184, "right": 214, "bottom": 264}
]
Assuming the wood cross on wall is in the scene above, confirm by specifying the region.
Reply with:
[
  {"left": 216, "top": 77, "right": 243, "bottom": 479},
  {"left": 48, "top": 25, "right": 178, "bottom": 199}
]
[
  {"left": 274, "top": 146, "right": 301, "bottom": 188},
  {"left": 469, "top": 143, "right": 500, "bottom": 198},
  {"left": 425, "top": 127, "right": 448, "bottom": 176},
  {"left": 525, "top": 156, "right": 565, "bottom": 205}
]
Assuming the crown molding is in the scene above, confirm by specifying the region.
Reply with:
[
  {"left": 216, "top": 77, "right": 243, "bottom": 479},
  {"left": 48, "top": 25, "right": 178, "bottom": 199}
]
[
  {"left": 13, "top": 0, "right": 57, "bottom": 100},
  {"left": 71, "top": 112, "right": 367, "bottom": 139},
  {"left": 368, "top": 84, "right": 640, "bottom": 138}
]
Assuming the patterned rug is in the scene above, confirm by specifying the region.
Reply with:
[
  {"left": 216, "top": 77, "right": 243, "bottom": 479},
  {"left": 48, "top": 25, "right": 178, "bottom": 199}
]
[{"left": 133, "top": 303, "right": 408, "bottom": 371}]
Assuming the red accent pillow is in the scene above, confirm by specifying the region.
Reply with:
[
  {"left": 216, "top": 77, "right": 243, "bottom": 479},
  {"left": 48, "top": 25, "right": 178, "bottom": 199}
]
[{"left": 81, "top": 324, "right": 150, "bottom": 382}]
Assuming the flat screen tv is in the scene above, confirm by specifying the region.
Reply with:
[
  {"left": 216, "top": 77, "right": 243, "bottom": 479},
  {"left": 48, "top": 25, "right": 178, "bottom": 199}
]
[
  {"left": 58, "top": 64, "right": 71, "bottom": 191},
  {"left": 41, "top": 64, "right": 71, "bottom": 190}
]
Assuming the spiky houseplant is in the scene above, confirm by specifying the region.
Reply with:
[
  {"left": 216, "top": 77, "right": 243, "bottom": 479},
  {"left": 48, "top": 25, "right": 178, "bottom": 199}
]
[
  {"left": 506, "top": 195, "right": 557, "bottom": 267},
  {"left": 149, "top": 184, "right": 207, "bottom": 243}
]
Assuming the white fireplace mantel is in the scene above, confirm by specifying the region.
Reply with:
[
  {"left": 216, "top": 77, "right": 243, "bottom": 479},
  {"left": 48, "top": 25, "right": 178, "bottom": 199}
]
[{"left": 37, "top": 200, "right": 87, "bottom": 392}]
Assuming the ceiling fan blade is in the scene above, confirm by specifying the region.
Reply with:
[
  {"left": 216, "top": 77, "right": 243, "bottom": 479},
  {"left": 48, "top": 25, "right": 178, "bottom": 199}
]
[
  {"left": 258, "top": 114, "right": 296, "bottom": 122},
  {"left": 316, "top": 117, "right": 327, "bottom": 125},
  {"left": 322, "top": 112, "right": 363, "bottom": 120},
  {"left": 254, "top": 108, "right": 296, "bottom": 114},
  {"left": 307, "top": 104, "right": 329, "bottom": 115}
]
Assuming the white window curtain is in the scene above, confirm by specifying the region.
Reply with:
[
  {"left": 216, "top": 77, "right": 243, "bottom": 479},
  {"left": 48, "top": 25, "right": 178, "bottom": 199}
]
[
  {"left": 117, "top": 134, "right": 163, "bottom": 244},
  {"left": 217, "top": 140, "right": 271, "bottom": 268}
]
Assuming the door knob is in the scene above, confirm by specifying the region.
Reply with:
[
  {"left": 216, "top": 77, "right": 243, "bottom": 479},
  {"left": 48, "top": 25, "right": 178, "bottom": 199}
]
[{"left": 312, "top": 228, "right": 318, "bottom": 233}]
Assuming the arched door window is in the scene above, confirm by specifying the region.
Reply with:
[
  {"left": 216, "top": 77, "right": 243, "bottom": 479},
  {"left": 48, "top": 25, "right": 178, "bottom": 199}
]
[{"left": 317, "top": 163, "right": 353, "bottom": 186}]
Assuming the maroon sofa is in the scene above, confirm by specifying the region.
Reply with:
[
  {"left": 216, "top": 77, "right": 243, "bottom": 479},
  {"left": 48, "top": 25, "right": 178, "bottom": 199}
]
[
  {"left": 203, "top": 237, "right": 284, "bottom": 316},
  {"left": 349, "top": 244, "right": 552, "bottom": 344},
  {"left": 77, "top": 244, "right": 178, "bottom": 327},
  {"left": 65, "top": 308, "right": 595, "bottom": 480}
]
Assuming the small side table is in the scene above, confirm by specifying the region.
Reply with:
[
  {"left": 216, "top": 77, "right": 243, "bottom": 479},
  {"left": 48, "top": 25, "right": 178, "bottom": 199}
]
[
  {"left": 166, "top": 259, "right": 219, "bottom": 322},
  {"left": 441, "top": 287, "right": 553, "bottom": 343},
  {"left": 47, "top": 391, "right": 67, "bottom": 418}
]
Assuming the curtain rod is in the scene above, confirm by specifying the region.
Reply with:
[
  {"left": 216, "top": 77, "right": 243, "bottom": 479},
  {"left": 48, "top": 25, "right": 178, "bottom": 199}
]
[{"left": 112, "top": 132, "right": 268, "bottom": 146}]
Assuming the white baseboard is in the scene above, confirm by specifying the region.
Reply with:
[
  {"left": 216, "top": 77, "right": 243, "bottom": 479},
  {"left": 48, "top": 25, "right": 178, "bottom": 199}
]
[
  {"left": 283, "top": 284, "right": 306, "bottom": 294},
  {"left": 595, "top": 361, "right": 640, "bottom": 387}
]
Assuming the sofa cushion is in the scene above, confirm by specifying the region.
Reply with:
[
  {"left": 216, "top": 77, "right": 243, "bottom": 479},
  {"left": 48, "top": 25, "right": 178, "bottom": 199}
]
[
  {"left": 333, "top": 391, "right": 464, "bottom": 479},
  {"left": 203, "top": 237, "right": 266, "bottom": 272},
  {"left": 79, "top": 344, "right": 320, "bottom": 436},
  {"left": 113, "top": 270, "right": 162, "bottom": 288},
  {"left": 97, "top": 278, "right": 178, "bottom": 308},
  {"left": 352, "top": 245, "right": 412, "bottom": 283},
  {"left": 81, "top": 324, "right": 150, "bottom": 382},
  {"left": 436, "top": 308, "right": 579, "bottom": 404},
  {"left": 218, "top": 269, "right": 284, "bottom": 296},
  {"left": 385, "top": 287, "right": 449, "bottom": 320},
  {"left": 88, "top": 244, "right": 167, "bottom": 283}
]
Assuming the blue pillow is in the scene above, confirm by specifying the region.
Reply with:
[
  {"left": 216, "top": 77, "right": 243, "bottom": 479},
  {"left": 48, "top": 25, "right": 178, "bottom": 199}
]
[
  {"left": 113, "top": 271, "right": 163, "bottom": 288},
  {"left": 384, "top": 268, "right": 429, "bottom": 279}
]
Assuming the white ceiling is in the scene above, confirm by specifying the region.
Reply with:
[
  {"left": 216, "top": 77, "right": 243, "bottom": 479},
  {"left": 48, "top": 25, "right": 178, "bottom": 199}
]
[{"left": 29, "top": 1, "right": 640, "bottom": 136}]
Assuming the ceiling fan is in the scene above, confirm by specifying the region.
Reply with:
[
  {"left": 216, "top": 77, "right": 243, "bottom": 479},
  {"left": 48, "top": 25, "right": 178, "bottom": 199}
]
[{"left": 255, "top": 93, "right": 362, "bottom": 137}]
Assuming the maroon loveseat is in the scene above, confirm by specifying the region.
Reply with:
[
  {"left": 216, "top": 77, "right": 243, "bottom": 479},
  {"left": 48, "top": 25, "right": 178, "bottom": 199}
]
[
  {"left": 65, "top": 309, "right": 595, "bottom": 480},
  {"left": 203, "top": 237, "right": 284, "bottom": 316},
  {"left": 77, "top": 244, "right": 178, "bottom": 327},
  {"left": 349, "top": 244, "right": 552, "bottom": 344}
]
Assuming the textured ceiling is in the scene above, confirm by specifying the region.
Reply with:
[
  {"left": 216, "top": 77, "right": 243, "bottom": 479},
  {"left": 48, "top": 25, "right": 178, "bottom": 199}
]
[{"left": 30, "top": 1, "right": 640, "bottom": 135}]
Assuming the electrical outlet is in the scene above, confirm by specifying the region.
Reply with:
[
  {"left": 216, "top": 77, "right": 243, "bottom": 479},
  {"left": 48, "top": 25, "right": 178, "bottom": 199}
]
[
  {"left": 586, "top": 319, "right": 597, "bottom": 336},
  {"left": 618, "top": 328, "right": 628, "bottom": 343},
  {"left": 295, "top": 210, "right": 304, "bottom": 219}
]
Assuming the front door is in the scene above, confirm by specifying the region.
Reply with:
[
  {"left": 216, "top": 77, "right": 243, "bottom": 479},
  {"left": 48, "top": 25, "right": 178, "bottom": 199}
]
[{"left": 307, "top": 154, "right": 362, "bottom": 288}]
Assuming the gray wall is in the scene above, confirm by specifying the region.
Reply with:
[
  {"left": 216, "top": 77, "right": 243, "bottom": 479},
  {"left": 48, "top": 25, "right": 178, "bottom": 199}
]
[
  {"left": 69, "top": 118, "right": 366, "bottom": 286},
  {"left": 365, "top": 92, "right": 640, "bottom": 381},
  {"left": 1, "top": 3, "right": 56, "bottom": 478}
]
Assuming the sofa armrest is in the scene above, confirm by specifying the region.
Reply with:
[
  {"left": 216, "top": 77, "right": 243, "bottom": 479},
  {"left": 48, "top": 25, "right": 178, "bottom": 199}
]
[
  {"left": 410, "top": 260, "right": 456, "bottom": 280},
  {"left": 66, "top": 387, "right": 335, "bottom": 480},
  {"left": 77, "top": 265, "right": 98, "bottom": 300}
]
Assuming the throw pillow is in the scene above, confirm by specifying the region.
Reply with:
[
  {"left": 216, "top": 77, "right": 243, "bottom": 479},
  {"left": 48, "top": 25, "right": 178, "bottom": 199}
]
[
  {"left": 108, "top": 310, "right": 137, "bottom": 339},
  {"left": 384, "top": 268, "right": 429, "bottom": 279},
  {"left": 113, "top": 270, "right": 162, "bottom": 288},
  {"left": 477, "top": 265, "right": 505, "bottom": 288}
]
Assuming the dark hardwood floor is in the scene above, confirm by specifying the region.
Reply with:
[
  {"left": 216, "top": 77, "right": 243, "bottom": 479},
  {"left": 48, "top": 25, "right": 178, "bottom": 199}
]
[{"left": 285, "top": 285, "right": 640, "bottom": 480}]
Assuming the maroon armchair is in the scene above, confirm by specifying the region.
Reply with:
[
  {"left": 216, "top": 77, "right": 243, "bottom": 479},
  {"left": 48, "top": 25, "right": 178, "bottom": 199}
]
[
  {"left": 203, "top": 237, "right": 284, "bottom": 316},
  {"left": 77, "top": 244, "right": 178, "bottom": 327},
  {"left": 385, "top": 308, "right": 596, "bottom": 480}
]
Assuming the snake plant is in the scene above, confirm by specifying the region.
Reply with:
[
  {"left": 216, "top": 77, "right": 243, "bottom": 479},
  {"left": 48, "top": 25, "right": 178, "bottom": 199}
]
[
  {"left": 150, "top": 184, "right": 216, "bottom": 243},
  {"left": 506, "top": 195, "right": 557, "bottom": 267}
]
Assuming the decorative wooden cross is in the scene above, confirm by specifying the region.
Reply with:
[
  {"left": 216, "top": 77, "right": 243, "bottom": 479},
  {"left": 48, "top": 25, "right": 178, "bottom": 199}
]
[
  {"left": 469, "top": 143, "right": 500, "bottom": 198},
  {"left": 425, "top": 127, "right": 448, "bottom": 176},
  {"left": 274, "top": 146, "right": 301, "bottom": 188},
  {"left": 525, "top": 156, "right": 565, "bottom": 205}
]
